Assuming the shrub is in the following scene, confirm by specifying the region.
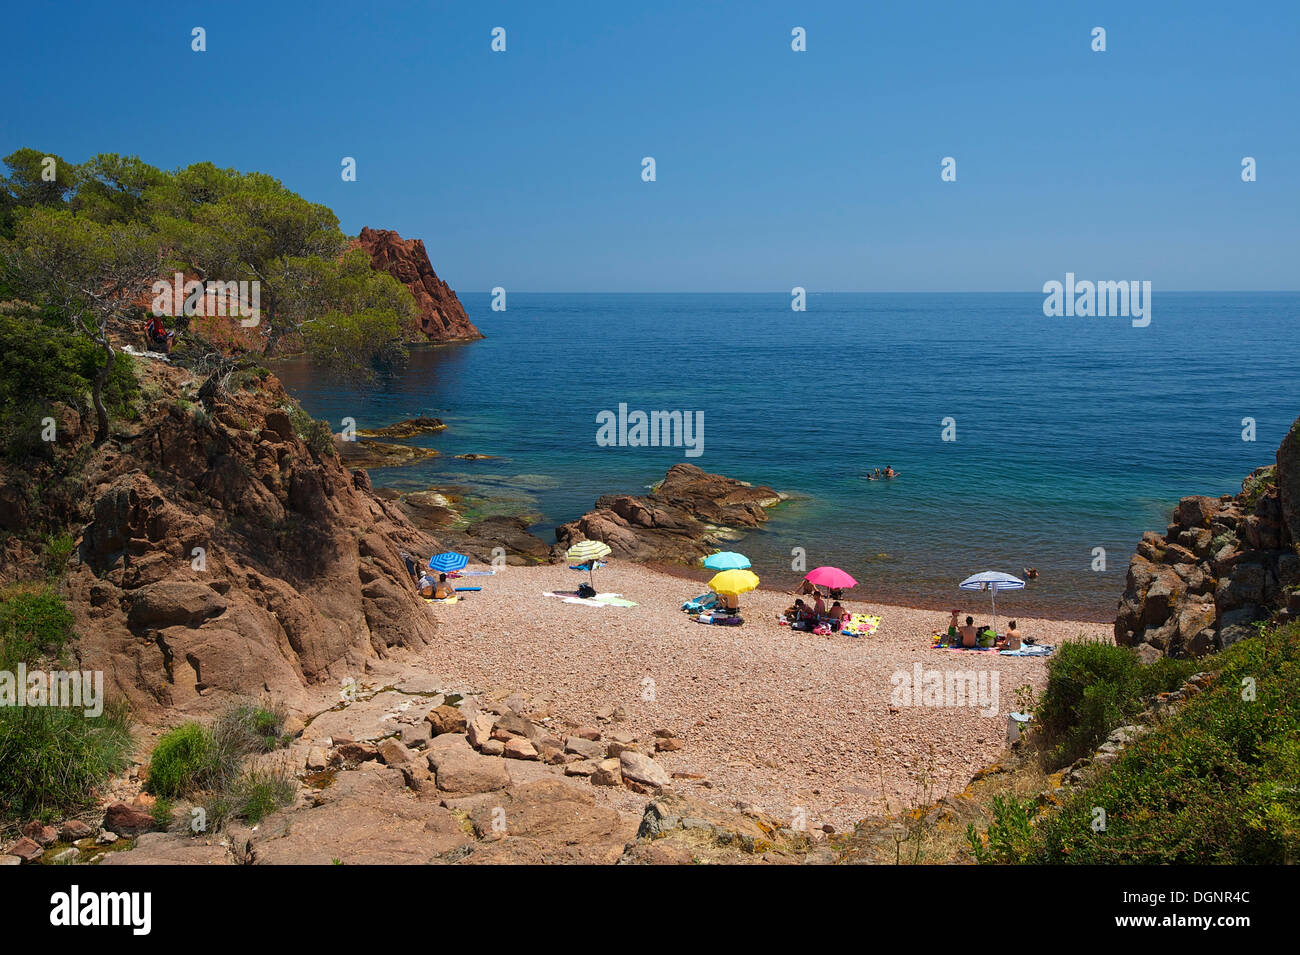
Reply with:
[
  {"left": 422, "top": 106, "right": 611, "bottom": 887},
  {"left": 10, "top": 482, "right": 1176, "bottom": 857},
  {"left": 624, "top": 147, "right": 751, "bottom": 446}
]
[
  {"left": 1024, "top": 620, "right": 1300, "bottom": 863},
  {"left": 1034, "top": 640, "right": 1198, "bottom": 769},
  {"left": 43, "top": 531, "right": 76, "bottom": 580},
  {"left": 0, "top": 586, "right": 76, "bottom": 667},
  {"left": 967, "top": 794, "right": 1034, "bottom": 864},
  {"left": 146, "top": 722, "right": 212, "bottom": 798},
  {"left": 284, "top": 402, "right": 336, "bottom": 459},
  {"left": 0, "top": 701, "right": 133, "bottom": 822}
]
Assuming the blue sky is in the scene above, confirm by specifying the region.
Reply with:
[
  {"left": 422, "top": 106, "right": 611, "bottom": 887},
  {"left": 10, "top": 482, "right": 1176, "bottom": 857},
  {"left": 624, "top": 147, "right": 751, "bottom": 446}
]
[{"left": 3, "top": 0, "right": 1297, "bottom": 291}]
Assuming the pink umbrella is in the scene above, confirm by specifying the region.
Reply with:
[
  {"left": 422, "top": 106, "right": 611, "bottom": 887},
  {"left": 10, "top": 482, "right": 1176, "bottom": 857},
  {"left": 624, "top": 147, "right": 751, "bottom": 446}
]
[{"left": 804, "top": 566, "right": 858, "bottom": 590}]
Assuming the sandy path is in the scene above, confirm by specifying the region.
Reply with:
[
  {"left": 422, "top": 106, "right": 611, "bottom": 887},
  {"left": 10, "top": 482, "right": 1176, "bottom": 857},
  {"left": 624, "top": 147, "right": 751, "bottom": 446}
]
[{"left": 417, "top": 562, "right": 1109, "bottom": 831}]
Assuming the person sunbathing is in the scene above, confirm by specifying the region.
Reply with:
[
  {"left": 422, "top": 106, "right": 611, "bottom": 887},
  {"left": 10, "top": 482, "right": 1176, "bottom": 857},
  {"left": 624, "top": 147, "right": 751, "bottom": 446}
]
[
  {"left": 997, "top": 620, "right": 1022, "bottom": 650},
  {"left": 784, "top": 599, "right": 808, "bottom": 622},
  {"left": 811, "top": 593, "right": 827, "bottom": 618},
  {"left": 958, "top": 615, "right": 979, "bottom": 648},
  {"left": 794, "top": 579, "right": 820, "bottom": 597},
  {"left": 417, "top": 572, "right": 436, "bottom": 597},
  {"left": 828, "top": 601, "right": 849, "bottom": 631},
  {"left": 433, "top": 573, "right": 453, "bottom": 600},
  {"left": 719, "top": 592, "right": 740, "bottom": 614}
]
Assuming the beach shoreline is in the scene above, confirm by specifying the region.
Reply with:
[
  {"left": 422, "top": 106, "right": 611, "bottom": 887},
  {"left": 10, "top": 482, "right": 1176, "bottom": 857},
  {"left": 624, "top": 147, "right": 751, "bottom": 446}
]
[{"left": 417, "top": 560, "right": 1111, "bottom": 832}]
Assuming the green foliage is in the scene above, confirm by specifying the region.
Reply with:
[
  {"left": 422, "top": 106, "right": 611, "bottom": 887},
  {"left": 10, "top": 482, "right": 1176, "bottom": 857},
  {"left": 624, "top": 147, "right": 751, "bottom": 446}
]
[
  {"left": 146, "top": 722, "right": 213, "bottom": 798},
  {"left": 150, "top": 797, "right": 176, "bottom": 830},
  {"left": 0, "top": 701, "right": 133, "bottom": 823},
  {"left": 232, "top": 768, "right": 296, "bottom": 824},
  {"left": 42, "top": 531, "right": 76, "bottom": 580},
  {"left": 0, "top": 586, "right": 76, "bottom": 667},
  {"left": 285, "top": 402, "right": 336, "bottom": 459},
  {"left": 967, "top": 795, "right": 1035, "bottom": 864},
  {"left": 1025, "top": 620, "right": 1300, "bottom": 863},
  {"left": 1034, "top": 640, "right": 1198, "bottom": 770},
  {"left": 146, "top": 701, "right": 289, "bottom": 804},
  {"left": 1241, "top": 466, "right": 1276, "bottom": 507},
  {"left": 0, "top": 311, "right": 138, "bottom": 460}
]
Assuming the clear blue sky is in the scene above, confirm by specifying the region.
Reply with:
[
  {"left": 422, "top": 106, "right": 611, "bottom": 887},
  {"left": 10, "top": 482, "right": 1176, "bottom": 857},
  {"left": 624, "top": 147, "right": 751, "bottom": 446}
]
[{"left": 3, "top": 0, "right": 1296, "bottom": 291}]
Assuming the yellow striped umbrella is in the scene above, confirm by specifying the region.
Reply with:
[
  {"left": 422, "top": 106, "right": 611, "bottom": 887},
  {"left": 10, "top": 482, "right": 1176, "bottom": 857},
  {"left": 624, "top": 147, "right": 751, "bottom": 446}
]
[{"left": 566, "top": 540, "right": 612, "bottom": 588}]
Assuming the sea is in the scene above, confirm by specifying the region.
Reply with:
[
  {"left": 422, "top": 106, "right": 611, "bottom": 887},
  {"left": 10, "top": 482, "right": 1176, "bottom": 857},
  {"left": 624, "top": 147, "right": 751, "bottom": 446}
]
[{"left": 274, "top": 292, "right": 1300, "bottom": 620}]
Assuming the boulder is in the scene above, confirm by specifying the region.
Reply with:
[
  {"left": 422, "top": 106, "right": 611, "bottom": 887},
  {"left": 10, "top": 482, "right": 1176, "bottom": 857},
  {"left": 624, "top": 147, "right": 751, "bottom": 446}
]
[
  {"left": 103, "top": 803, "right": 157, "bottom": 837},
  {"left": 619, "top": 751, "right": 671, "bottom": 792},
  {"left": 377, "top": 738, "right": 414, "bottom": 766},
  {"left": 591, "top": 758, "right": 623, "bottom": 787},
  {"left": 426, "top": 734, "right": 511, "bottom": 793},
  {"left": 503, "top": 738, "right": 539, "bottom": 761},
  {"left": 4, "top": 838, "right": 43, "bottom": 863},
  {"left": 426, "top": 705, "right": 467, "bottom": 736}
]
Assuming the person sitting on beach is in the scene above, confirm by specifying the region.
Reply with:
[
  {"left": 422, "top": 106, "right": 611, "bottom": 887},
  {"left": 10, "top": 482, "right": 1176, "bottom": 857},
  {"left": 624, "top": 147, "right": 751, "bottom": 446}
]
[
  {"left": 812, "top": 593, "right": 827, "bottom": 619},
  {"left": 997, "top": 620, "right": 1023, "bottom": 650},
  {"left": 784, "top": 599, "right": 808, "bottom": 622},
  {"left": 958, "top": 615, "right": 978, "bottom": 648},
  {"left": 828, "top": 601, "right": 848, "bottom": 631},
  {"left": 433, "top": 573, "right": 453, "bottom": 600},
  {"left": 417, "top": 571, "right": 436, "bottom": 597},
  {"left": 719, "top": 591, "right": 740, "bottom": 615},
  {"left": 794, "top": 579, "right": 820, "bottom": 597}
]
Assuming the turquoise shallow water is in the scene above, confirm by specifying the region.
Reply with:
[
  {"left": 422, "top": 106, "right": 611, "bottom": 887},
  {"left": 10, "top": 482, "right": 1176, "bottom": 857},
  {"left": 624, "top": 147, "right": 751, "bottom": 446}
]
[{"left": 275, "top": 292, "right": 1300, "bottom": 620}]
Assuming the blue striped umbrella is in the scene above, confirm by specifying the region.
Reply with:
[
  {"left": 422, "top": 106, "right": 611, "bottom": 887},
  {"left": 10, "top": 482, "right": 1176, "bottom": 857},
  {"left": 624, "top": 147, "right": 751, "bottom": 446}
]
[
  {"left": 702, "top": 551, "right": 751, "bottom": 571},
  {"left": 428, "top": 552, "right": 468, "bottom": 573}
]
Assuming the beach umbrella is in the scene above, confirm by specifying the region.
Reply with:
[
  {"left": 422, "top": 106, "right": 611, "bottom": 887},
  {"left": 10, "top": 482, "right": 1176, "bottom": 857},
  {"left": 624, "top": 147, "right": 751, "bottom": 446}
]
[
  {"left": 566, "top": 539, "right": 612, "bottom": 589},
  {"left": 428, "top": 551, "right": 468, "bottom": 573},
  {"left": 702, "top": 551, "right": 751, "bottom": 571},
  {"left": 708, "top": 569, "right": 759, "bottom": 595},
  {"left": 804, "top": 566, "right": 858, "bottom": 591},
  {"left": 958, "top": 571, "right": 1025, "bottom": 636}
]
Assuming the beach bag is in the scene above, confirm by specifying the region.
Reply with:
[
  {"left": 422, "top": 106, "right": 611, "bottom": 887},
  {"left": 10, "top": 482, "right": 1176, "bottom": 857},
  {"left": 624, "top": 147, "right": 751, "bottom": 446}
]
[{"left": 577, "top": 583, "right": 596, "bottom": 599}]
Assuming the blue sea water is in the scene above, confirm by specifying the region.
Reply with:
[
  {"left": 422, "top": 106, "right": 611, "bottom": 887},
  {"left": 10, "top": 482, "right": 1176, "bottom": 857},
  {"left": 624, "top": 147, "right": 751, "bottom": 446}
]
[{"left": 274, "top": 292, "right": 1300, "bottom": 619}]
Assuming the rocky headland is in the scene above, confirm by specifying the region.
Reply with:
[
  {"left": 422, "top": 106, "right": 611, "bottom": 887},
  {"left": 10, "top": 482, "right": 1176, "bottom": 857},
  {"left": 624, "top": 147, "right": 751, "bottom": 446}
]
[
  {"left": 1114, "top": 415, "right": 1300, "bottom": 657},
  {"left": 352, "top": 227, "right": 483, "bottom": 343}
]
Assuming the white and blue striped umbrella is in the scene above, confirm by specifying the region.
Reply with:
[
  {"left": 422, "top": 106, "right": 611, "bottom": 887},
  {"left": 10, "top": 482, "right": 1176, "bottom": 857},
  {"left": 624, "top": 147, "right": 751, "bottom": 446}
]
[
  {"left": 959, "top": 571, "right": 1025, "bottom": 635},
  {"left": 428, "top": 552, "right": 468, "bottom": 573}
]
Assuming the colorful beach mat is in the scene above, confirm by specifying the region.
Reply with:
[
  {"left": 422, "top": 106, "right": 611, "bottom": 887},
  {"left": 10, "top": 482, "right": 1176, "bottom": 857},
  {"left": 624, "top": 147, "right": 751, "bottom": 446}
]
[{"left": 841, "top": 614, "right": 881, "bottom": 638}]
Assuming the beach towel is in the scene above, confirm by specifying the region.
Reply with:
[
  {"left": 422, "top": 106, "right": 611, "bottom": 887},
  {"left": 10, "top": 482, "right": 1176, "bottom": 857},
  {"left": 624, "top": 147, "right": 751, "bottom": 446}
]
[
  {"left": 423, "top": 595, "right": 459, "bottom": 604},
  {"left": 682, "top": 592, "right": 719, "bottom": 614},
  {"left": 460, "top": 570, "right": 496, "bottom": 577},
  {"left": 543, "top": 591, "right": 638, "bottom": 608},
  {"left": 841, "top": 613, "right": 881, "bottom": 638},
  {"left": 999, "top": 645, "right": 1054, "bottom": 657}
]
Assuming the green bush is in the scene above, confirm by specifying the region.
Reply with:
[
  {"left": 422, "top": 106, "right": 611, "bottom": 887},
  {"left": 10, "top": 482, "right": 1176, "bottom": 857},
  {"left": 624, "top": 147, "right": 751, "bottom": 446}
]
[
  {"left": 284, "top": 402, "right": 336, "bottom": 459},
  {"left": 0, "top": 586, "right": 76, "bottom": 667},
  {"left": 967, "top": 794, "right": 1034, "bottom": 864},
  {"left": 43, "top": 531, "right": 76, "bottom": 580},
  {"left": 146, "top": 722, "right": 212, "bottom": 798},
  {"left": 1025, "top": 620, "right": 1300, "bottom": 863},
  {"left": 0, "top": 314, "right": 139, "bottom": 461},
  {"left": 0, "top": 701, "right": 133, "bottom": 822},
  {"left": 1035, "top": 640, "right": 1198, "bottom": 769},
  {"left": 146, "top": 701, "right": 289, "bottom": 806}
]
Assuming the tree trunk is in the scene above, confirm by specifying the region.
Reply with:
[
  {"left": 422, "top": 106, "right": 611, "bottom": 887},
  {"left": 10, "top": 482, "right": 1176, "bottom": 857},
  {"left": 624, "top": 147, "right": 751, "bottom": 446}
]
[{"left": 91, "top": 335, "right": 113, "bottom": 445}]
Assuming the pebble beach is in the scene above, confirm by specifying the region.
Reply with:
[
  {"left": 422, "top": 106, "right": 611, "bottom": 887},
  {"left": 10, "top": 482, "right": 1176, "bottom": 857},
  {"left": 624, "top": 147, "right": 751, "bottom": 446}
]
[{"left": 419, "top": 562, "right": 1111, "bottom": 831}]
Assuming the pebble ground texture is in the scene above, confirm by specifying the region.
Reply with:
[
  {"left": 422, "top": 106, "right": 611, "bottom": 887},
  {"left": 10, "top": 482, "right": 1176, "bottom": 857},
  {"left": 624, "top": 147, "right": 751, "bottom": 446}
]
[{"left": 420, "top": 562, "right": 1110, "bottom": 831}]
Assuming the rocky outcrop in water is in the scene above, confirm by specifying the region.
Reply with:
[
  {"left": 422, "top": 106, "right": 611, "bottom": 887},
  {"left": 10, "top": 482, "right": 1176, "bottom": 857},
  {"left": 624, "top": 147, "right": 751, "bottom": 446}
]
[
  {"left": 352, "top": 227, "right": 482, "bottom": 343},
  {"left": 1114, "top": 415, "right": 1300, "bottom": 657},
  {"left": 554, "top": 463, "right": 782, "bottom": 563}
]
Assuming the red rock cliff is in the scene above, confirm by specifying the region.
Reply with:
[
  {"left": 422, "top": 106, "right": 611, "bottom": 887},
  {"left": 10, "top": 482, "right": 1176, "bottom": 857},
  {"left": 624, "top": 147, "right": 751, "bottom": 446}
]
[{"left": 352, "top": 227, "right": 483, "bottom": 342}]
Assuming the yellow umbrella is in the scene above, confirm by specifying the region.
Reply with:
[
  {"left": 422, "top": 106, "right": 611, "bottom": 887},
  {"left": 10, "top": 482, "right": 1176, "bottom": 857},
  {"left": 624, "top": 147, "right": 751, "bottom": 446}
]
[{"left": 708, "top": 569, "right": 759, "bottom": 595}]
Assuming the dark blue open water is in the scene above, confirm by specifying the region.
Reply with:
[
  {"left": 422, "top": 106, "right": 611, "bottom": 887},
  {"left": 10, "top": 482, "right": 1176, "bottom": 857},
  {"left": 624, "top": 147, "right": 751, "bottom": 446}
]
[{"left": 275, "top": 292, "right": 1299, "bottom": 619}]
